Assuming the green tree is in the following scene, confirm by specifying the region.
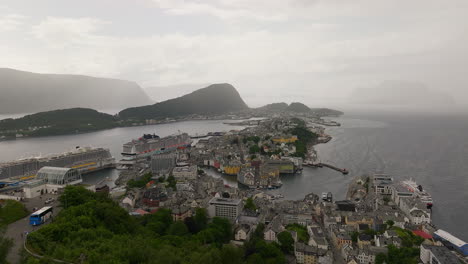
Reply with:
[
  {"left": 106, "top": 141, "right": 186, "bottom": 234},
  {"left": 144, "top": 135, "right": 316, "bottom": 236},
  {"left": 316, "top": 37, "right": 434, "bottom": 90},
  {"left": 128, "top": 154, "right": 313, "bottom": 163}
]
[
  {"left": 210, "top": 217, "right": 232, "bottom": 243},
  {"left": 249, "top": 145, "right": 260, "bottom": 154},
  {"left": 166, "top": 175, "right": 177, "bottom": 190},
  {"left": 220, "top": 244, "right": 243, "bottom": 264},
  {"left": 385, "top": 220, "right": 394, "bottom": 227},
  {"left": 286, "top": 224, "right": 309, "bottom": 243},
  {"left": 246, "top": 253, "right": 265, "bottom": 264},
  {"left": 375, "top": 253, "right": 388, "bottom": 264},
  {"left": 127, "top": 172, "right": 152, "bottom": 188},
  {"left": 277, "top": 231, "right": 294, "bottom": 253},
  {"left": 0, "top": 200, "right": 29, "bottom": 226},
  {"left": 383, "top": 196, "right": 391, "bottom": 205},
  {"left": 59, "top": 185, "right": 97, "bottom": 208},
  {"left": 0, "top": 228, "right": 13, "bottom": 264},
  {"left": 168, "top": 221, "right": 189, "bottom": 236},
  {"left": 350, "top": 231, "right": 359, "bottom": 243},
  {"left": 194, "top": 208, "right": 208, "bottom": 232},
  {"left": 244, "top": 197, "right": 256, "bottom": 211}
]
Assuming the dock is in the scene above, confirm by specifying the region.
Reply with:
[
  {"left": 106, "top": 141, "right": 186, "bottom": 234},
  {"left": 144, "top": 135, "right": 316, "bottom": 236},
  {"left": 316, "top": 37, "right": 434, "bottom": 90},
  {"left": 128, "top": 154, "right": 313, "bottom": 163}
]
[{"left": 303, "top": 162, "right": 349, "bottom": 175}]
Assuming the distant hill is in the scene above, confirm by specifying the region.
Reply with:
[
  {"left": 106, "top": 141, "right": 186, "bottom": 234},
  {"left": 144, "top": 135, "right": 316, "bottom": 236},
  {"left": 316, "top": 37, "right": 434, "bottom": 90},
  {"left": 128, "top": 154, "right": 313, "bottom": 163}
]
[
  {"left": 119, "top": 83, "right": 249, "bottom": 120},
  {"left": 310, "top": 108, "right": 344, "bottom": 117},
  {"left": 0, "top": 108, "right": 119, "bottom": 138},
  {"left": 257, "top": 102, "right": 288, "bottom": 111},
  {"left": 144, "top": 83, "right": 210, "bottom": 102},
  {"left": 256, "top": 102, "right": 342, "bottom": 116},
  {"left": 0, "top": 68, "right": 153, "bottom": 114},
  {"left": 286, "top": 102, "right": 311, "bottom": 112}
]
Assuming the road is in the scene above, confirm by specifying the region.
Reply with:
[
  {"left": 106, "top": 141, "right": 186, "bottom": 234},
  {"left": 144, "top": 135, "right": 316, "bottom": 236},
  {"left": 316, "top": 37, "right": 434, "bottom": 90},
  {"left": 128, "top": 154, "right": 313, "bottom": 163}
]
[{"left": 5, "top": 193, "right": 61, "bottom": 264}]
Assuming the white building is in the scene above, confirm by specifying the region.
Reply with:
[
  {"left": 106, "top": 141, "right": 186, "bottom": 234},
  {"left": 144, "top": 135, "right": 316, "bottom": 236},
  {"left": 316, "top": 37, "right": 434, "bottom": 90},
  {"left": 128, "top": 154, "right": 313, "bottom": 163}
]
[
  {"left": 398, "top": 197, "right": 431, "bottom": 224},
  {"left": 172, "top": 165, "right": 198, "bottom": 180},
  {"left": 23, "top": 167, "right": 83, "bottom": 198},
  {"left": 234, "top": 224, "right": 253, "bottom": 241},
  {"left": 207, "top": 197, "right": 242, "bottom": 220},
  {"left": 373, "top": 174, "right": 394, "bottom": 195}
]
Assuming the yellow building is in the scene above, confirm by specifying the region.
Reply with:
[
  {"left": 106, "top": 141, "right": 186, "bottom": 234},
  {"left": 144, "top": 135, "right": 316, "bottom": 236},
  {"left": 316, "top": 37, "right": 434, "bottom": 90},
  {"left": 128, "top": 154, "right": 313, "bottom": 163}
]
[
  {"left": 272, "top": 135, "right": 298, "bottom": 143},
  {"left": 345, "top": 215, "right": 374, "bottom": 227},
  {"left": 224, "top": 166, "right": 241, "bottom": 175}
]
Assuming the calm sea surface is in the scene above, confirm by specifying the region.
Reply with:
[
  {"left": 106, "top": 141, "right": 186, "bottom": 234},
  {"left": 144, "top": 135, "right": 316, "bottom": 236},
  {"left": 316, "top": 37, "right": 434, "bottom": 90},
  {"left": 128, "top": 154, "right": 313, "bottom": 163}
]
[{"left": 0, "top": 114, "right": 467, "bottom": 241}]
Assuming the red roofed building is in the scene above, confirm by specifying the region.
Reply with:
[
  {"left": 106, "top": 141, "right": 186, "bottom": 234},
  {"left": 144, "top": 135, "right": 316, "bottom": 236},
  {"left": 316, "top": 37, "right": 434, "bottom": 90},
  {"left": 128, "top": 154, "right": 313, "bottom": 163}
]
[
  {"left": 413, "top": 230, "right": 432, "bottom": 239},
  {"left": 134, "top": 208, "right": 149, "bottom": 216}
]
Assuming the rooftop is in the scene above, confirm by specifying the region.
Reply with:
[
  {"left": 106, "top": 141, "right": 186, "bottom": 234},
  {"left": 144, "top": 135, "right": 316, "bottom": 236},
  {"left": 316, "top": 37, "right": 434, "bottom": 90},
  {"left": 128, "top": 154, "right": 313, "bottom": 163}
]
[
  {"left": 434, "top": 229, "right": 467, "bottom": 248},
  {"left": 422, "top": 245, "right": 460, "bottom": 263},
  {"left": 209, "top": 197, "right": 242, "bottom": 206}
]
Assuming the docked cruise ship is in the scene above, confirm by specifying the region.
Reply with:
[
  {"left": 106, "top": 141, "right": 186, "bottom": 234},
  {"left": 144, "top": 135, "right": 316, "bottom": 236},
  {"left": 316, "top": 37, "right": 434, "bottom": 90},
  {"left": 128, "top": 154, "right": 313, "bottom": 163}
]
[
  {"left": 0, "top": 147, "right": 115, "bottom": 180},
  {"left": 118, "top": 133, "right": 191, "bottom": 170},
  {"left": 400, "top": 179, "right": 433, "bottom": 208}
]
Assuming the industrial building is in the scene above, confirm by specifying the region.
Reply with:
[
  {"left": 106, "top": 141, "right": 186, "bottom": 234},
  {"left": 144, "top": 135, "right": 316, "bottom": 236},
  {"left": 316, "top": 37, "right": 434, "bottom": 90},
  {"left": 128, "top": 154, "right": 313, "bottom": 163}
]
[
  {"left": 23, "top": 167, "right": 83, "bottom": 198},
  {"left": 208, "top": 197, "right": 242, "bottom": 221},
  {"left": 433, "top": 229, "right": 468, "bottom": 256},
  {"left": 420, "top": 244, "right": 461, "bottom": 263}
]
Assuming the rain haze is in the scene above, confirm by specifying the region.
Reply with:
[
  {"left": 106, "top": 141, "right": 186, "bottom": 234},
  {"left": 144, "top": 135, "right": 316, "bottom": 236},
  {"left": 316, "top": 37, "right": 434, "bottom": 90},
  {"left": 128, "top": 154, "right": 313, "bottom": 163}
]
[
  {"left": 3, "top": 2, "right": 468, "bottom": 262},
  {"left": 1, "top": 0, "right": 468, "bottom": 112}
]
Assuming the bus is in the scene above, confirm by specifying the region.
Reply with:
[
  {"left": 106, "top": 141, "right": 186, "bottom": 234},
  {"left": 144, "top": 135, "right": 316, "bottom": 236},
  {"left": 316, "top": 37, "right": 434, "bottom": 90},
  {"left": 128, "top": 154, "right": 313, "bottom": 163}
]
[{"left": 29, "top": 206, "right": 53, "bottom": 226}]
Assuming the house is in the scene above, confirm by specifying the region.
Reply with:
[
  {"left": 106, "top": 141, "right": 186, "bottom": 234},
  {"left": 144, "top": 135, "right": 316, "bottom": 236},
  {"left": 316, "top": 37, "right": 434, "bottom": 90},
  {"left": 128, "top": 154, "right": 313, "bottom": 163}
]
[
  {"left": 171, "top": 205, "right": 192, "bottom": 221},
  {"left": 374, "top": 235, "right": 402, "bottom": 248},
  {"left": 332, "top": 231, "right": 353, "bottom": 249},
  {"left": 295, "top": 242, "right": 323, "bottom": 264},
  {"left": 345, "top": 215, "right": 374, "bottom": 227},
  {"left": 142, "top": 185, "right": 168, "bottom": 207},
  {"left": 383, "top": 230, "right": 398, "bottom": 238},
  {"left": 397, "top": 197, "right": 431, "bottom": 225},
  {"left": 357, "top": 234, "right": 372, "bottom": 249},
  {"left": 307, "top": 226, "right": 329, "bottom": 250},
  {"left": 341, "top": 244, "right": 358, "bottom": 263},
  {"left": 234, "top": 224, "right": 253, "bottom": 241},
  {"left": 356, "top": 246, "right": 388, "bottom": 264},
  {"left": 264, "top": 216, "right": 284, "bottom": 242}
]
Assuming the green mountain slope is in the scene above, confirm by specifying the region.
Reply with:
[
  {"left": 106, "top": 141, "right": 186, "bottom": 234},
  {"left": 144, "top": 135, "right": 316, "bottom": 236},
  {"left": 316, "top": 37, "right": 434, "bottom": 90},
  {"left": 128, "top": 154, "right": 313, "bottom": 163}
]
[
  {"left": 257, "top": 102, "right": 289, "bottom": 111},
  {"left": 0, "top": 108, "right": 119, "bottom": 137},
  {"left": 119, "top": 83, "right": 248, "bottom": 120},
  {"left": 285, "top": 102, "right": 311, "bottom": 112}
]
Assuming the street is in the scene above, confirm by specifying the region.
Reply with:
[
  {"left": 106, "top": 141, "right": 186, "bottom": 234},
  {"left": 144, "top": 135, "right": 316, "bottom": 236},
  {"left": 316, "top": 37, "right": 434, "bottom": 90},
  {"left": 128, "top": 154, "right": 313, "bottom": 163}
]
[{"left": 5, "top": 193, "right": 61, "bottom": 264}]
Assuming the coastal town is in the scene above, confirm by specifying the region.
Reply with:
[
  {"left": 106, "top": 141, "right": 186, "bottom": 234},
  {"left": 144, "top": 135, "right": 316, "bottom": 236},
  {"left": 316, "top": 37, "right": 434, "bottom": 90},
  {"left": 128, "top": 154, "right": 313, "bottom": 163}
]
[{"left": 1, "top": 112, "right": 468, "bottom": 264}]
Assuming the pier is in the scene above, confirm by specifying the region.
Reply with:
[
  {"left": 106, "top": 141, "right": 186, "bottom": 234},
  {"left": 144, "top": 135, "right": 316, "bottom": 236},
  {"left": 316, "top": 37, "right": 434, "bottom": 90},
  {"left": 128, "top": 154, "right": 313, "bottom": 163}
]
[{"left": 304, "top": 162, "right": 349, "bottom": 175}]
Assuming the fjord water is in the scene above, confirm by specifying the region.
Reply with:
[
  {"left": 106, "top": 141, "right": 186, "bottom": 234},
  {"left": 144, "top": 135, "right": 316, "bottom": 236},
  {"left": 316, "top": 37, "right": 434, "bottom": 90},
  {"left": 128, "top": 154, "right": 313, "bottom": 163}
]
[
  {"left": 289, "top": 113, "right": 468, "bottom": 241},
  {"left": 0, "top": 114, "right": 467, "bottom": 241}
]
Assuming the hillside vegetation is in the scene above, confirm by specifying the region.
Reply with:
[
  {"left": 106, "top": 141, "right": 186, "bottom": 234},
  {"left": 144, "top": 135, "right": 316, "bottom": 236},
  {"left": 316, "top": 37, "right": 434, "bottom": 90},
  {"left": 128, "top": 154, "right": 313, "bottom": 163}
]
[
  {"left": 25, "top": 186, "right": 287, "bottom": 264},
  {"left": 0, "top": 108, "right": 119, "bottom": 138},
  {"left": 119, "top": 83, "right": 249, "bottom": 120},
  {"left": 285, "top": 102, "right": 311, "bottom": 113}
]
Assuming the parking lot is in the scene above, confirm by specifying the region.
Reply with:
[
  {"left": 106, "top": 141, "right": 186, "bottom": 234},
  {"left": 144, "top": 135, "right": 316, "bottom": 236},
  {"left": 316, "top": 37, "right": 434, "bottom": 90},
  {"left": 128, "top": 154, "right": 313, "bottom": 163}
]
[{"left": 5, "top": 193, "right": 62, "bottom": 264}]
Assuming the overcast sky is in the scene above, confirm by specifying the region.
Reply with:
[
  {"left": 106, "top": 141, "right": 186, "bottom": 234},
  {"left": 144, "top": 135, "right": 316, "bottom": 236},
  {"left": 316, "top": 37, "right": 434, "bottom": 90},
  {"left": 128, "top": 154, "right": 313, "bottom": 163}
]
[{"left": 1, "top": 0, "right": 467, "bottom": 109}]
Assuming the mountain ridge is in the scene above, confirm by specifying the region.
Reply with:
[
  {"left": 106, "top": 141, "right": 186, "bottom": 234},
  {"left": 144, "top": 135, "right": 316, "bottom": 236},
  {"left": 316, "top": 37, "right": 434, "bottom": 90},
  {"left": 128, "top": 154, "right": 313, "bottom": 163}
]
[
  {"left": 0, "top": 68, "right": 153, "bottom": 114},
  {"left": 119, "top": 83, "right": 249, "bottom": 120}
]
